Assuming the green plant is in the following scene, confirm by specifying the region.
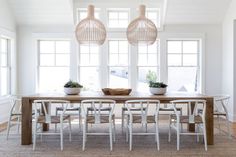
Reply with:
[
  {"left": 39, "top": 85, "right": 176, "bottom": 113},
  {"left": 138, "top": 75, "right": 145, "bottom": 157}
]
[
  {"left": 149, "top": 81, "right": 167, "bottom": 88},
  {"left": 146, "top": 70, "right": 157, "bottom": 82},
  {"left": 64, "top": 80, "right": 83, "bottom": 88}
]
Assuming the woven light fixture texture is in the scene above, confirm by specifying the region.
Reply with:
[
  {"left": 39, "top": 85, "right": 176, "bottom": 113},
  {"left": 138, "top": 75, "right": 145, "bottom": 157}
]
[
  {"left": 75, "top": 5, "right": 106, "bottom": 45},
  {"left": 127, "top": 5, "right": 157, "bottom": 45}
]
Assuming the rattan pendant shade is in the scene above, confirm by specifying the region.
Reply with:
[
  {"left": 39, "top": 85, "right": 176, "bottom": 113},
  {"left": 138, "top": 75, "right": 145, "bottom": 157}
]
[
  {"left": 75, "top": 5, "right": 106, "bottom": 45},
  {"left": 127, "top": 5, "right": 157, "bottom": 45}
]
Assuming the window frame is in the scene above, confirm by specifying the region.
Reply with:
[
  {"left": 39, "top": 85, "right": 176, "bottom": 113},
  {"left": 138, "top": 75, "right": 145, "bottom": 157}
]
[{"left": 107, "top": 8, "right": 130, "bottom": 29}]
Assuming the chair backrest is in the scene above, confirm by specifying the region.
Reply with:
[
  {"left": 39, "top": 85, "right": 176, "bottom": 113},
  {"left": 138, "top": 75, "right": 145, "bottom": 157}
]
[
  {"left": 170, "top": 99, "right": 206, "bottom": 123},
  {"left": 10, "top": 95, "right": 22, "bottom": 114},
  {"left": 33, "top": 100, "right": 70, "bottom": 123},
  {"left": 125, "top": 100, "right": 160, "bottom": 124},
  {"left": 213, "top": 95, "right": 230, "bottom": 114},
  {"left": 81, "top": 99, "right": 115, "bottom": 124}
]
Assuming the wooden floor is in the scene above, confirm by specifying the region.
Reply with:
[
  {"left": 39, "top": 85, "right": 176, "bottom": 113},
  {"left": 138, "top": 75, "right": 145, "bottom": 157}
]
[{"left": 0, "top": 119, "right": 235, "bottom": 157}]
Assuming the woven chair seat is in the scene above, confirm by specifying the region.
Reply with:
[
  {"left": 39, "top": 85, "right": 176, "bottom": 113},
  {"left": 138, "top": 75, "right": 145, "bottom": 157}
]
[
  {"left": 11, "top": 113, "right": 22, "bottom": 116},
  {"left": 87, "top": 107, "right": 112, "bottom": 111},
  {"left": 37, "top": 115, "right": 70, "bottom": 123},
  {"left": 86, "top": 114, "right": 115, "bottom": 123},
  {"left": 56, "top": 107, "right": 80, "bottom": 111},
  {"left": 159, "top": 107, "right": 182, "bottom": 111},
  {"left": 122, "top": 107, "right": 146, "bottom": 111},
  {"left": 170, "top": 114, "right": 203, "bottom": 123},
  {"left": 213, "top": 112, "right": 227, "bottom": 116},
  {"left": 128, "top": 114, "right": 156, "bottom": 123}
]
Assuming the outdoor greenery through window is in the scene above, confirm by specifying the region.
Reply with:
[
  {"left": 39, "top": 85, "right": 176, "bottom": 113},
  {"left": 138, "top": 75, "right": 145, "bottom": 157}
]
[{"left": 38, "top": 40, "right": 70, "bottom": 92}]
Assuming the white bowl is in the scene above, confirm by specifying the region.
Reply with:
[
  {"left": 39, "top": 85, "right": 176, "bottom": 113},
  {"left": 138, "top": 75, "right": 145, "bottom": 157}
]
[
  {"left": 64, "top": 87, "right": 81, "bottom": 95},
  {"left": 149, "top": 87, "right": 166, "bottom": 95}
]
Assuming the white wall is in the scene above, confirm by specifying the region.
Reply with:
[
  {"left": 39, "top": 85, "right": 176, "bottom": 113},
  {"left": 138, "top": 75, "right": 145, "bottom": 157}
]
[
  {"left": 222, "top": 0, "right": 236, "bottom": 121},
  {"left": 0, "top": 0, "right": 16, "bottom": 123}
]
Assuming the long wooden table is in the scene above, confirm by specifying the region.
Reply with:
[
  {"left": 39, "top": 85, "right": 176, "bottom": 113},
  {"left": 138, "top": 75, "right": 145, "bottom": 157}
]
[{"left": 21, "top": 91, "right": 214, "bottom": 145}]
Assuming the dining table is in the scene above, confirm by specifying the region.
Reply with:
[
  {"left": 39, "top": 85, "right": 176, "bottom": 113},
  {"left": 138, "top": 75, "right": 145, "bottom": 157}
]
[{"left": 21, "top": 91, "right": 214, "bottom": 145}]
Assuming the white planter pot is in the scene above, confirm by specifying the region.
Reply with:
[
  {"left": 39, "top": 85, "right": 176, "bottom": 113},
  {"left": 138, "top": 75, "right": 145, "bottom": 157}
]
[
  {"left": 64, "top": 87, "right": 81, "bottom": 95},
  {"left": 149, "top": 87, "right": 167, "bottom": 95}
]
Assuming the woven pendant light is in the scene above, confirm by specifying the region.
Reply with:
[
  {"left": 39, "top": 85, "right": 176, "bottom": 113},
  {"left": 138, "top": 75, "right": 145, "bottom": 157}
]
[
  {"left": 75, "top": 5, "right": 106, "bottom": 45},
  {"left": 127, "top": 5, "right": 157, "bottom": 45}
]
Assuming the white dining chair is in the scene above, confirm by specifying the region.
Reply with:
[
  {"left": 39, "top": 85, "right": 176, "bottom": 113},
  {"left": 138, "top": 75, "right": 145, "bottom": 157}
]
[
  {"left": 168, "top": 99, "right": 207, "bottom": 151},
  {"left": 81, "top": 99, "right": 116, "bottom": 151},
  {"left": 32, "top": 100, "right": 72, "bottom": 151},
  {"left": 6, "top": 96, "right": 22, "bottom": 140},
  {"left": 125, "top": 100, "right": 160, "bottom": 151},
  {"left": 213, "top": 95, "right": 231, "bottom": 137}
]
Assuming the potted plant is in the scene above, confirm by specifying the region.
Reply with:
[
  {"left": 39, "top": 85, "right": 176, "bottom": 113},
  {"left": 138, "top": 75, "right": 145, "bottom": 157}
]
[
  {"left": 64, "top": 80, "right": 83, "bottom": 95},
  {"left": 146, "top": 70, "right": 168, "bottom": 95}
]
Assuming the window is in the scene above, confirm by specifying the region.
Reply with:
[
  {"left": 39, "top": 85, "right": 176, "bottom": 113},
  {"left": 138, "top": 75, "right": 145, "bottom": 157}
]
[
  {"left": 137, "top": 41, "right": 159, "bottom": 92},
  {"left": 167, "top": 40, "right": 200, "bottom": 92},
  {"left": 108, "top": 40, "right": 129, "bottom": 88},
  {"left": 38, "top": 40, "right": 70, "bottom": 92},
  {"left": 79, "top": 45, "right": 100, "bottom": 90},
  {"left": 0, "top": 38, "right": 10, "bottom": 96},
  {"left": 108, "top": 10, "right": 129, "bottom": 28},
  {"left": 146, "top": 9, "right": 160, "bottom": 28},
  {"left": 77, "top": 8, "right": 100, "bottom": 22}
]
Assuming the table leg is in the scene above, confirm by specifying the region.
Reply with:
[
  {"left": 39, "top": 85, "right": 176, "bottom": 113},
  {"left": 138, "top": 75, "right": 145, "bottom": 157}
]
[
  {"left": 206, "top": 98, "right": 214, "bottom": 145},
  {"left": 21, "top": 98, "right": 32, "bottom": 145}
]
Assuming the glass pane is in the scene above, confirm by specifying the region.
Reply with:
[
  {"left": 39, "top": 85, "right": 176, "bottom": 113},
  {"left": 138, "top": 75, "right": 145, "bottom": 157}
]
[
  {"left": 119, "top": 54, "right": 128, "bottom": 66},
  {"left": 110, "top": 54, "right": 118, "bottom": 65},
  {"left": 109, "top": 41, "right": 118, "bottom": 53},
  {"left": 80, "top": 12, "right": 87, "bottom": 20},
  {"left": 147, "top": 12, "right": 157, "bottom": 19},
  {"left": 109, "top": 67, "right": 128, "bottom": 88},
  {"left": 90, "top": 54, "right": 99, "bottom": 65},
  {"left": 40, "top": 54, "right": 54, "bottom": 66},
  {"left": 1, "top": 53, "right": 7, "bottom": 66},
  {"left": 119, "top": 41, "right": 128, "bottom": 53},
  {"left": 168, "top": 41, "right": 181, "bottom": 54},
  {"left": 119, "top": 19, "right": 128, "bottom": 28},
  {"left": 138, "top": 45, "right": 147, "bottom": 53},
  {"left": 183, "top": 54, "right": 197, "bottom": 66},
  {"left": 40, "top": 41, "right": 54, "bottom": 53},
  {"left": 138, "top": 67, "right": 157, "bottom": 92},
  {"left": 119, "top": 12, "right": 128, "bottom": 19},
  {"left": 56, "top": 41, "right": 70, "bottom": 53},
  {"left": 90, "top": 46, "right": 99, "bottom": 54},
  {"left": 148, "top": 54, "right": 157, "bottom": 66},
  {"left": 56, "top": 54, "right": 70, "bottom": 66},
  {"left": 109, "top": 19, "right": 119, "bottom": 28},
  {"left": 39, "top": 67, "right": 69, "bottom": 92},
  {"left": 183, "top": 41, "right": 198, "bottom": 53},
  {"left": 80, "top": 54, "right": 90, "bottom": 65},
  {"left": 138, "top": 54, "right": 147, "bottom": 65},
  {"left": 1, "top": 39, "right": 7, "bottom": 53},
  {"left": 0, "top": 67, "right": 8, "bottom": 95},
  {"left": 80, "top": 45, "right": 89, "bottom": 53},
  {"left": 109, "top": 12, "right": 118, "bottom": 19},
  {"left": 148, "top": 43, "right": 157, "bottom": 53},
  {"left": 168, "top": 67, "right": 198, "bottom": 92},
  {"left": 80, "top": 67, "right": 99, "bottom": 91},
  {"left": 168, "top": 54, "right": 181, "bottom": 66}
]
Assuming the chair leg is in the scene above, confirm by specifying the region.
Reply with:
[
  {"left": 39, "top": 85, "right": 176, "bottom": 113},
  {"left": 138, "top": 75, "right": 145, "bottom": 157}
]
[
  {"left": 196, "top": 124, "right": 200, "bottom": 143},
  {"left": 177, "top": 128, "right": 180, "bottom": 151},
  {"left": 217, "top": 115, "right": 221, "bottom": 134},
  {"left": 203, "top": 123, "right": 207, "bottom": 151},
  {"left": 82, "top": 121, "right": 86, "bottom": 151},
  {"left": 60, "top": 122, "right": 63, "bottom": 151},
  {"left": 226, "top": 116, "right": 231, "bottom": 139},
  {"left": 79, "top": 108, "right": 82, "bottom": 132},
  {"left": 168, "top": 117, "right": 171, "bottom": 142},
  {"left": 113, "top": 119, "right": 116, "bottom": 142},
  {"left": 109, "top": 123, "right": 113, "bottom": 151},
  {"left": 121, "top": 109, "right": 124, "bottom": 133},
  {"left": 129, "top": 123, "right": 132, "bottom": 151},
  {"left": 6, "top": 116, "right": 11, "bottom": 140},
  {"left": 55, "top": 110, "right": 58, "bottom": 132},
  {"left": 126, "top": 118, "right": 129, "bottom": 142},
  {"left": 69, "top": 119, "right": 72, "bottom": 142},
  {"left": 155, "top": 122, "right": 160, "bottom": 151},
  {"left": 17, "top": 116, "right": 21, "bottom": 134},
  {"left": 33, "top": 122, "right": 37, "bottom": 151}
]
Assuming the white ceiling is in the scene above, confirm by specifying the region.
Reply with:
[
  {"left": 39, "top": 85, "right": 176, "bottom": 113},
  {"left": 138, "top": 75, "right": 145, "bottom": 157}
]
[
  {"left": 165, "top": 0, "right": 232, "bottom": 24},
  {"left": 7, "top": 0, "right": 232, "bottom": 26},
  {"left": 8, "top": 0, "right": 73, "bottom": 26}
]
